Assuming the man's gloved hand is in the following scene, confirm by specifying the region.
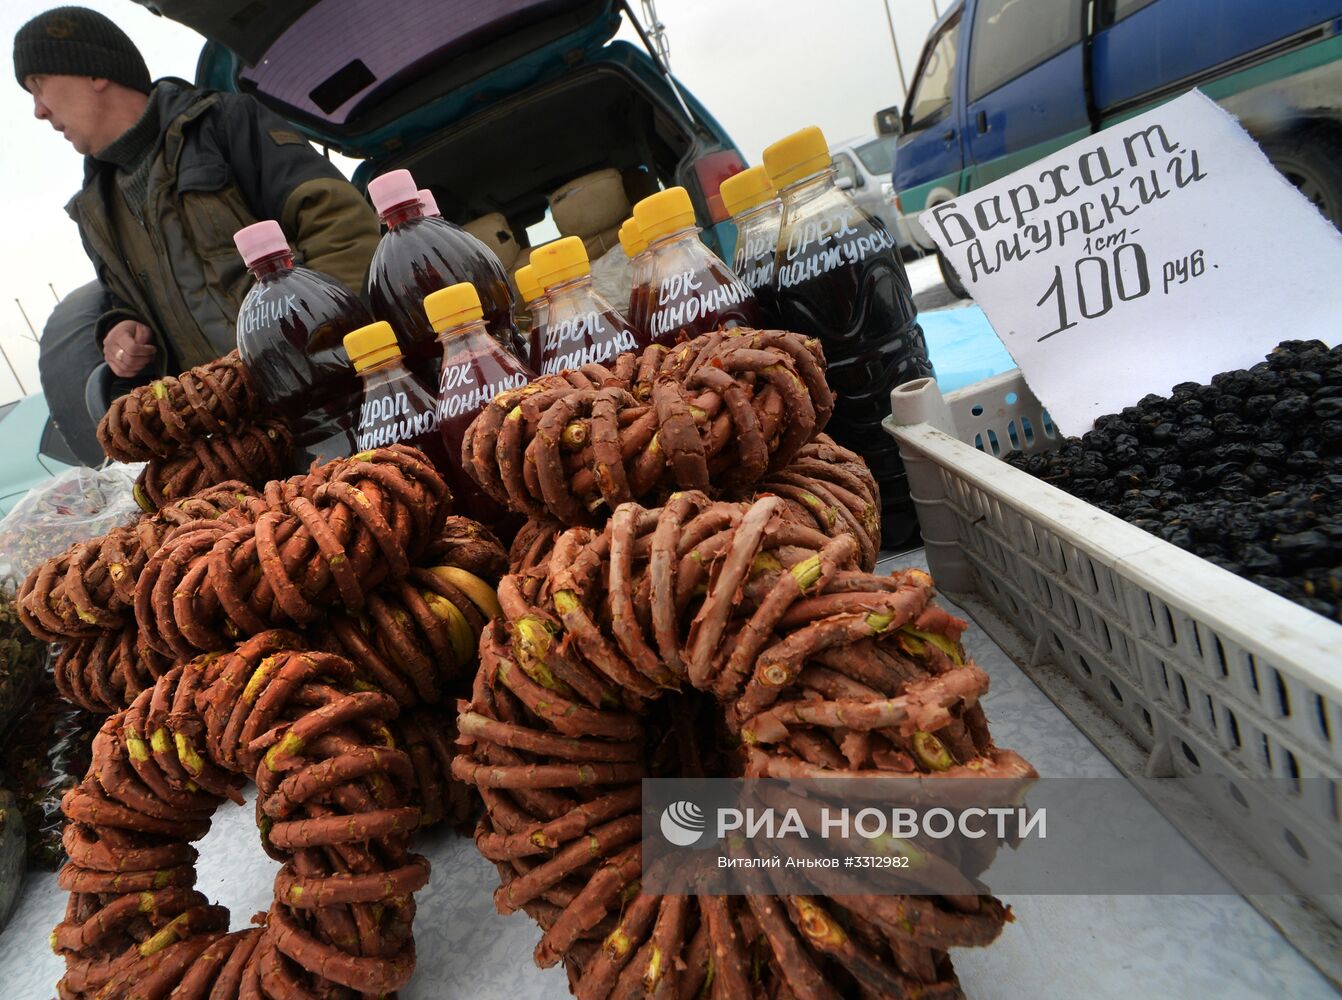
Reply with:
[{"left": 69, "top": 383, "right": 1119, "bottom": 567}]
[{"left": 104, "top": 320, "right": 157, "bottom": 377}]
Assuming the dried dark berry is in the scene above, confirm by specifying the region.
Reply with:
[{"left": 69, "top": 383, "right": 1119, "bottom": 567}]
[
  {"left": 1083, "top": 429, "right": 1113, "bottom": 451},
  {"left": 1220, "top": 471, "right": 1255, "bottom": 491},
  {"left": 1313, "top": 396, "right": 1342, "bottom": 420},
  {"left": 1161, "top": 525, "right": 1193, "bottom": 547},
  {"left": 1274, "top": 529, "right": 1330, "bottom": 562},
  {"left": 1284, "top": 451, "right": 1320, "bottom": 474},
  {"left": 1252, "top": 443, "right": 1287, "bottom": 464},
  {"left": 1240, "top": 545, "right": 1281, "bottom": 574},
  {"left": 1269, "top": 395, "right": 1311, "bottom": 424},
  {"left": 1007, "top": 339, "right": 1342, "bottom": 623},
  {"left": 1177, "top": 399, "right": 1204, "bottom": 417},
  {"left": 1204, "top": 555, "right": 1244, "bottom": 574},
  {"left": 1243, "top": 395, "right": 1276, "bottom": 419},
  {"left": 1297, "top": 598, "right": 1337, "bottom": 618},
  {"left": 1075, "top": 457, "right": 1110, "bottom": 480},
  {"left": 1250, "top": 575, "right": 1294, "bottom": 597},
  {"left": 1177, "top": 427, "right": 1216, "bottom": 452}
]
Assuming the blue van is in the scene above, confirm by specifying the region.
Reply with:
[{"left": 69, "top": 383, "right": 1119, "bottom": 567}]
[
  {"left": 892, "top": 0, "right": 1342, "bottom": 295},
  {"left": 163, "top": 0, "right": 745, "bottom": 257}
]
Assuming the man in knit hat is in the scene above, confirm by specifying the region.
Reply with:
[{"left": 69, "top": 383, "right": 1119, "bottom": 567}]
[{"left": 14, "top": 6, "right": 380, "bottom": 423}]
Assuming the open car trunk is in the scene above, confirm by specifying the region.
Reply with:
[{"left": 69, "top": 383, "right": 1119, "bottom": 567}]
[
  {"left": 365, "top": 55, "right": 698, "bottom": 243},
  {"left": 142, "top": 0, "right": 620, "bottom": 144}
]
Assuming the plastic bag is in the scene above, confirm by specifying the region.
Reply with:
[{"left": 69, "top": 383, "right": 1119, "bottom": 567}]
[
  {"left": 590, "top": 243, "right": 635, "bottom": 322},
  {"left": 0, "top": 463, "right": 143, "bottom": 592},
  {"left": 1, "top": 668, "right": 97, "bottom": 870},
  {"left": 0, "top": 593, "right": 45, "bottom": 742},
  {"left": 0, "top": 790, "right": 23, "bottom": 931}
]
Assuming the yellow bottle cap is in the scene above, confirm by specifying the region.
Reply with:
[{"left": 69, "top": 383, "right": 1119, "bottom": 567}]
[
  {"left": 618, "top": 217, "right": 647, "bottom": 258},
  {"left": 531, "top": 236, "right": 591, "bottom": 291},
  {"left": 424, "top": 282, "right": 484, "bottom": 331},
  {"left": 633, "top": 187, "right": 697, "bottom": 244},
  {"left": 343, "top": 321, "right": 402, "bottom": 372},
  {"left": 762, "top": 125, "right": 832, "bottom": 190},
  {"left": 720, "top": 166, "right": 777, "bottom": 218},
  {"left": 515, "top": 264, "right": 542, "bottom": 305}
]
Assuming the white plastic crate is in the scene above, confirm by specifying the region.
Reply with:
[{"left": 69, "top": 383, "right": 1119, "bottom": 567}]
[{"left": 885, "top": 372, "right": 1342, "bottom": 979}]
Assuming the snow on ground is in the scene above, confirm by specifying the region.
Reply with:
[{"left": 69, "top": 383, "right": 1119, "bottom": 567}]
[{"left": 907, "top": 253, "right": 968, "bottom": 313}]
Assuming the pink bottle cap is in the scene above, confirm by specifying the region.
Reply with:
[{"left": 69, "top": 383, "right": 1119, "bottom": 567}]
[
  {"left": 233, "top": 220, "right": 290, "bottom": 266},
  {"left": 367, "top": 169, "right": 421, "bottom": 216},
  {"left": 418, "top": 188, "right": 440, "bottom": 216}
]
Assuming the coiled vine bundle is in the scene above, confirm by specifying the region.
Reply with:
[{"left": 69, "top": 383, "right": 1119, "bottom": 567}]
[{"left": 456, "top": 493, "right": 1035, "bottom": 999}]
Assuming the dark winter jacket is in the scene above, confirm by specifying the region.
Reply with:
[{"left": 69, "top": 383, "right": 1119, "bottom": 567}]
[{"left": 66, "top": 79, "right": 379, "bottom": 372}]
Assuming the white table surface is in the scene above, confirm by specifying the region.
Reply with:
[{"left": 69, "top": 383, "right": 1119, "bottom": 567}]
[{"left": 0, "top": 550, "right": 1333, "bottom": 999}]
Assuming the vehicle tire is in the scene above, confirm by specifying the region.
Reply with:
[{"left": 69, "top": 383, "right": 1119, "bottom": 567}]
[
  {"left": 936, "top": 247, "right": 969, "bottom": 299},
  {"left": 1262, "top": 129, "right": 1342, "bottom": 229}
]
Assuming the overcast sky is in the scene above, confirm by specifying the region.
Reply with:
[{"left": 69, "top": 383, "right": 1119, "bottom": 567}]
[{"left": 0, "top": 0, "right": 943, "bottom": 404}]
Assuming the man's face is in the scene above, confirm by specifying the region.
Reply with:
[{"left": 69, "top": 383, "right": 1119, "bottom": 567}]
[{"left": 26, "top": 73, "right": 110, "bottom": 155}]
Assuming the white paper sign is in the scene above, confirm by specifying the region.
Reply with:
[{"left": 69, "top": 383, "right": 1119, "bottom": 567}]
[{"left": 919, "top": 90, "right": 1342, "bottom": 435}]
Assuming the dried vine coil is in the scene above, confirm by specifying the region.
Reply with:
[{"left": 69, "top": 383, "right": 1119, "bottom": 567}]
[
  {"left": 135, "top": 445, "right": 450, "bottom": 660},
  {"left": 761, "top": 434, "right": 882, "bottom": 571},
  {"left": 134, "top": 420, "right": 293, "bottom": 511},
  {"left": 455, "top": 494, "right": 1034, "bottom": 998},
  {"left": 17, "top": 484, "right": 258, "bottom": 644},
  {"left": 463, "top": 329, "right": 835, "bottom": 524},
  {"left": 504, "top": 432, "right": 883, "bottom": 595},
  {"left": 325, "top": 562, "right": 504, "bottom": 707},
  {"left": 96, "top": 350, "right": 259, "bottom": 462},
  {"left": 397, "top": 705, "right": 476, "bottom": 830},
  {"left": 424, "top": 515, "right": 509, "bottom": 581},
  {"left": 52, "top": 627, "right": 171, "bottom": 714},
  {"left": 53, "top": 633, "right": 429, "bottom": 998}
]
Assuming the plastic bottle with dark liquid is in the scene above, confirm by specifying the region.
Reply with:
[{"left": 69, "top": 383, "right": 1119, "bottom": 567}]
[
  {"left": 424, "top": 187, "right": 532, "bottom": 362},
  {"left": 530, "top": 236, "right": 646, "bottom": 375},
  {"left": 514, "top": 263, "right": 550, "bottom": 375},
  {"left": 366, "top": 169, "right": 519, "bottom": 383},
  {"left": 424, "top": 283, "right": 534, "bottom": 524},
  {"left": 344, "top": 320, "right": 454, "bottom": 473},
  {"left": 233, "top": 220, "right": 369, "bottom": 467},
  {"left": 720, "top": 166, "right": 783, "bottom": 326},
  {"left": 618, "top": 217, "right": 652, "bottom": 342},
  {"left": 631, "top": 186, "right": 760, "bottom": 348},
  {"left": 764, "top": 125, "right": 934, "bottom": 549}
]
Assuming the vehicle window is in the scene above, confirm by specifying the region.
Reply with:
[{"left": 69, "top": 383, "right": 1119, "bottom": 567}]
[
  {"left": 525, "top": 207, "right": 560, "bottom": 249},
  {"left": 832, "top": 153, "right": 859, "bottom": 187},
  {"left": 907, "top": 15, "right": 961, "bottom": 126},
  {"left": 968, "top": 0, "right": 1082, "bottom": 101},
  {"left": 1102, "top": 0, "right": 1156, "bottom": 24},
  {"left": 855, "top": 136, "right": 898, "bottom": 176},
  {"left": 40, "top": 416, "right": 81, "bottom": 467}
]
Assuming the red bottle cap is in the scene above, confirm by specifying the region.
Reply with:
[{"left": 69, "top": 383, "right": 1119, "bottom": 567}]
[
  {"left": 233, "top": 220, "right": 290, "bottom": 267},
  {"left": 418, "top": 188, "right": 440, "bottom": 216}
]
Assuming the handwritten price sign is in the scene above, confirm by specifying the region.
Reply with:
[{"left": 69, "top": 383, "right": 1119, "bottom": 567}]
[{"left": 919, "top": 90, "right": 1342, "bottom": 435}]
